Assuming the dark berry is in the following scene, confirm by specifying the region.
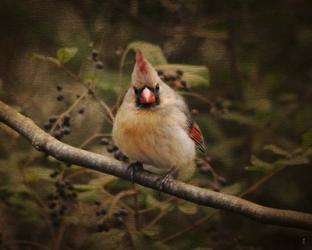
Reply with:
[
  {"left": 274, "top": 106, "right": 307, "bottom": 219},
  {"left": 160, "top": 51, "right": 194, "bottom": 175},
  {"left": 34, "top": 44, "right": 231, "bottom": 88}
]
[
  {"left": 78, "top": 107, "right": 85, "bottom": 114},
  {"left": 115, "top": 216, "right": 124, "bottom": 225},
  {"left": 176, "top": 69, "right": 184, "bottom": 76},
  {"left": 114, "top": 208, "right": 128, "bottom": 217},
  {"left": 53, "top": 130, "right": 63, "bottom": 140},
  {"left": 157, "top": 69, "right": 164, "bottom": 76},
  {"left": 107, "top": 144, "right": 118, "bottom": 153},
  {"left": 96, "top": 208, "right": 106, "bottom": 216},
  {"left": 55, "top": 181, "right": 65, "bottom": 189},
  {"left": 50, "top": 170, "right": 60, "bottom": 178},
  {"left": 47, "top": 194, "right": 54, "bottom": 200},
  {"left": 94, "top": 201, "right": 101, "bottom": 206},
  {"left": 95, "top": 61, "right": 104, "bottom": 69},
  {"left": 91, "top": 49, "right": 99, "bottom": 61},
  {"left": 164, "top": 75, "right": 176, "bottom": 81},
  {"left": 56, "top": 85, "right": 63, "bottom": 91},
  {"left": 70, "top": 192, "right": 77, "bottom": 199},
  {"left": 57, "top": 95, "right": 64, "bottom": 101},
  {"left": 44, "top": 122, "right": 52, "bottom": 130},
  {"left": 100, "top": 138, "right": 109, "bottom": 145},
  {"left": 48, "top": 116, "right": 58, "bottom": 123},
  {"left": 63, "top": 115, "right": 71, "bottom": 126},
  {"left": 118, "top": 208, "right": 128, "bottom": 217},
  {"left": 49, "top": 202, "right": 57, "bottom": 209},
  {"left": 96, "top": 223, "right": 110, "bottom": 232}
]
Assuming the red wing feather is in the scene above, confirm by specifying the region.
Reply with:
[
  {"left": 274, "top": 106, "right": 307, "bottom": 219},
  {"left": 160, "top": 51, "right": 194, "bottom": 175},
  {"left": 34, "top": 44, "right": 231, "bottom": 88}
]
[{"left": 189, "top": 122, "right": 206, "bottom": 153}]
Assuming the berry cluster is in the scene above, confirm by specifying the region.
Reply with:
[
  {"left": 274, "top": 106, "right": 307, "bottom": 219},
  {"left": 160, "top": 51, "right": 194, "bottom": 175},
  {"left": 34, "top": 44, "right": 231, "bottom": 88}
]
[
  {"left": 89, "top": 49, "right": 104, "bottom": 70},
  {"left": 43, "top": 114, "right": 71, "bottom": 140},
  {"left": 100, "top": 138, "right": 129, "bottom": 162},
  {"left": 93, "top": 203, "right": 128, "bottom": 232},
  {"left": 47, "top": 171, "right": 77, "bottom": 226},
  {"left": 207, "top": 98, "right": 229, "bottom": 114},
  {"left": 43, "top": 85, "right": 87, "bottom": 140},
  {"left": 157, "top": 68, "right": 189, "bottom": 90}
]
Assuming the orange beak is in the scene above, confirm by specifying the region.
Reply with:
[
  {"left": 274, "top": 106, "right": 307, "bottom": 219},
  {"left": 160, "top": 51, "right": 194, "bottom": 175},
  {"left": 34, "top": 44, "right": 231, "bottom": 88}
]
[{"left": 140, "top": 87, "right": 156, "bottom": 104}]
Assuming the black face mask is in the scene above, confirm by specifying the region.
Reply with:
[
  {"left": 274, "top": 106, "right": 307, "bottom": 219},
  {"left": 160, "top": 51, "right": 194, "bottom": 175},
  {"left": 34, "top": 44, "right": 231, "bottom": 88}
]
[{"left": 133, "top": 84, "right": 160, "bottom": 108}]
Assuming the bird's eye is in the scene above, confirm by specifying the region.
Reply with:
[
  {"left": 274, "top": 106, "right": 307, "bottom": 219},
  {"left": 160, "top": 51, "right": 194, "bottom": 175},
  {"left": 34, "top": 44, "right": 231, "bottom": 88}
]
[{"left": 133, "top": 87, "right": 139, "bottom": 95}]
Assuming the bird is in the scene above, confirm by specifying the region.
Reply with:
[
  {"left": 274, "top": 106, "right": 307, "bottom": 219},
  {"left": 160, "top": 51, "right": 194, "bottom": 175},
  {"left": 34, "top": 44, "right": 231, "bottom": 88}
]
[{"left": 112, "top": 50, "right": 206, "bottom": 185}]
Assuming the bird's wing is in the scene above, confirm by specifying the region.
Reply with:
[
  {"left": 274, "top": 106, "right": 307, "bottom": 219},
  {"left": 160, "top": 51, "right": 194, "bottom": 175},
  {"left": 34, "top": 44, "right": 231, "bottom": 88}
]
[
  {"left": 173, "top": 92, "right": 207, "bottom": 153},
  {"left": 188, "top": 121, "right": 206, "bottom": 153}
]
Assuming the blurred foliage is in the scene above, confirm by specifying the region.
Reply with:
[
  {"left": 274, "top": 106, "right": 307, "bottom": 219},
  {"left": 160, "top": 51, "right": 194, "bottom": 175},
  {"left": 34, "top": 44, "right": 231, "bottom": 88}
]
[{"left": 0, "top": 1, "right": 312, "bottom": 250}]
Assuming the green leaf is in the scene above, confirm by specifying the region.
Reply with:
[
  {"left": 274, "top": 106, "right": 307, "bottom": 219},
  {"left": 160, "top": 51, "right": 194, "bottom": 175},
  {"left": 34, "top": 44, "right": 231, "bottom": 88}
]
[
  {"left": 220, "top": 182, "right": 244, "bottom": 195},
  {"left": 74, "top": 184, "right": 95, "bottom": 192},
  {"left": 56, "top": 47, "right": 78, "bottom": 64},
  {"left": 245, "top": 155, "right": 274, "bottom": 173},
  {"left": 263, "top": 144, "right": 290, "bottom": 157},
  {"left": 124, "top": 41, "right": 167, "bottom": 65},
  {"left": 302, "top": 128, "right": 312, "bottom": 148},
  {"left": 142, "top": 225, "right": 160, "bottom": 237},
  {"left": 277, "top": 156, "right": 309, "bottom": 166},
  {"left": 31, "top": 53, "right": 60, "bottom": 66},
  {"left": 145, "top": 194, "right": 172, "bottom": 212},
  {"left": 222, "top": 112, "right": 256, "bottom": 126},
  {"left": 24, "top": 167, "right": 52, "bottom": 182},
  {"left": 178, "top": 201, "right": 198, "bottom": 215}
]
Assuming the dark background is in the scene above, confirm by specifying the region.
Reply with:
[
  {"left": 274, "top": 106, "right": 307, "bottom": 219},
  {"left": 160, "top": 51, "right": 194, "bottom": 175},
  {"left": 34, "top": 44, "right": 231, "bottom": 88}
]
[{"left": 0, "top": 1, "right": 311, "bottom": 249}]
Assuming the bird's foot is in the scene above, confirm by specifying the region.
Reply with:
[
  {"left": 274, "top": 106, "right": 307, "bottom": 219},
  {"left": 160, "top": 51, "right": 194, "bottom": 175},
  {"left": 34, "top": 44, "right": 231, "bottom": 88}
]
[
  {"left": 127, "top": 161, "right": 143, "bottom": 183},
  {"left": 157, "top": 168, "right": 178, "bottom": 195}
]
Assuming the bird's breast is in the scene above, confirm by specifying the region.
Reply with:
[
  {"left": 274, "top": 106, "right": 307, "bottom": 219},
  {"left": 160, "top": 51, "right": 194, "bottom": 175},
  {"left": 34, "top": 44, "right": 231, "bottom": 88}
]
[{"left": 112, "top": 108, "right": 195, "bottom": 169}]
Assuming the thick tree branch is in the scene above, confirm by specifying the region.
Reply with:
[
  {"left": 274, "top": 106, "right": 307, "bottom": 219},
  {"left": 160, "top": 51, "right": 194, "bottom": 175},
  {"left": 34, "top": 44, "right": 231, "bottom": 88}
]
[{"left": 0, "top": 100, "right": 312, "bottom": 230}]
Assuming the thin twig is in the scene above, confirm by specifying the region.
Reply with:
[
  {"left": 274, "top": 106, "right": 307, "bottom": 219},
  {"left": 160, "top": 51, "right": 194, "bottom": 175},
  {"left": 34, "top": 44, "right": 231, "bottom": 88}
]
[
  {"left": 50, "top": 91, "right": 88, "bottom": 133},
  {"left": 107, "top": 189, "right": 137, "bottom": 218},
  {"left": 78, "top": 133, "right": 111, "bottom": 149}
]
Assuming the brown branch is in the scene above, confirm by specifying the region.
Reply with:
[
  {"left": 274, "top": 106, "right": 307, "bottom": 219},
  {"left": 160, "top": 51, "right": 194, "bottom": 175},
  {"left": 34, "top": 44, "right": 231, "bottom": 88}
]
[{"left": 1, "top": 100, "right": 312, "bottom": 230}]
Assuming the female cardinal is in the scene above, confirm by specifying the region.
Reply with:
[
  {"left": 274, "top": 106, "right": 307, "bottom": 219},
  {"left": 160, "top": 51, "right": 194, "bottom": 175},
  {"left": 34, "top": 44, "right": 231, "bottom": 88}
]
[{"left": 112, "top": 51, "right": 206, "bottom": 182}]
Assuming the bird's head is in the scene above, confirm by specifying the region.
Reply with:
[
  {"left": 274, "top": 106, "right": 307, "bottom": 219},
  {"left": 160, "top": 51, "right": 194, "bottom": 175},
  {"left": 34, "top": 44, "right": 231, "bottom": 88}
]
[{"left": 131, "top": 51, "right": 161, "bottom": 108}]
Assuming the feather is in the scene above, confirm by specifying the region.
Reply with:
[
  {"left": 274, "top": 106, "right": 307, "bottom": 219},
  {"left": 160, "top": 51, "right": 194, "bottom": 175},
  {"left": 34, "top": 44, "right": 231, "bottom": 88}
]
[{"left": 189, "top": 122, "right": 206, "bottom": 153}]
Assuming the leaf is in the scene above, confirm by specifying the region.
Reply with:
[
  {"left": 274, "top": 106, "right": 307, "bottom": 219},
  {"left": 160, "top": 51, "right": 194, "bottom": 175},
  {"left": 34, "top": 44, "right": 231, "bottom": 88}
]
[
  {"left": 31, "top": 53, "right": 60, "bottom": 66},
  {"left": 302, "top": 128, "right": 312, "bottom": 148},
  {"left": 277, "top": 156, "right": 309, "bottom": 166},
  {"left": 125, "top": 41, "right": 167, "bottom": 65},
  {"left": 222, "top": 112, "right": 256, "bottom": 126},
  {"left": 89, "top": 175, "right": 117, "bottom": 188},
  {"left": 24, "top": 167, "right": 52, "bottom": 182},
  {"left": 74, "top": 184, "right": 95, "bottom": 192},
  {"left": 145, "top": 194, "right": 172, "bottom": 212},
  {"left": 178, "top": 201, "right": 198, "bottom": 215},
  {"left": 245, "top": 155, "right": 274, "bottom": 173},
  {"left": 220, "top": 182, "right": 244, "bottom": 195},
  {"left": 56, "top": 47, "right": 78, "bottom": 64},
  {"left": 263, "top": 144, "right": 290, "bottom": 157},
  {"left": 77, "top": 189, "right": 104, "bottom": 203},
  {"left": 142, "top": 225, "right": 160, "bottom": 237}
]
